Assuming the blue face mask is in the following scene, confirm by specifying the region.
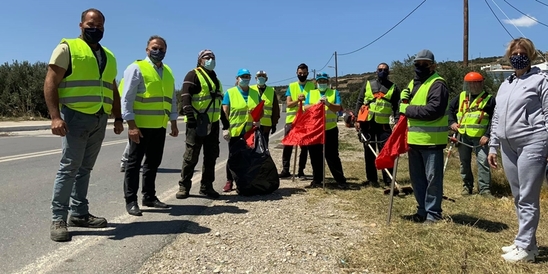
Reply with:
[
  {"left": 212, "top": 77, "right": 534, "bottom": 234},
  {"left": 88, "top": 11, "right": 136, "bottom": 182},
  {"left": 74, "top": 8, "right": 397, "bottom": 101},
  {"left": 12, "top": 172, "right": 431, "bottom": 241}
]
[
  {"left": 204, "top": 59, "right": 216, "bottom": 70},
  {"left": 239, "top": 79, "right": 250, "bottom": 87},
  {"left": 318, "top": 83, "right": 328, "bottom": 91},
  {"left": 149, "top": 49, "right": 165, "bottom": 63},
  {"left": 257, "top": 77, "right": 266, "bottom": 85}
]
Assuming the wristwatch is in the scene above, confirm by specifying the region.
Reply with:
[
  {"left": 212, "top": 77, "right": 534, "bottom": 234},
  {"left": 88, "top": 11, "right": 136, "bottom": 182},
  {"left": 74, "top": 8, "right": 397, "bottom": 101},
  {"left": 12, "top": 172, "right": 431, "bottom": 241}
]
[{"left": 115, "top": 117, "right": 124, "bottom": 122}]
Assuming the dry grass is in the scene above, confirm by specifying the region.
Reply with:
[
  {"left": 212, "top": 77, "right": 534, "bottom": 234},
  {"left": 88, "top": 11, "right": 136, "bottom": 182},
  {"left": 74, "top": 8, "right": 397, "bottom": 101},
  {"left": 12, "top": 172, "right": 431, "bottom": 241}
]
[{"left": 307, "top": 125, "right": 548, "bottom": 274}]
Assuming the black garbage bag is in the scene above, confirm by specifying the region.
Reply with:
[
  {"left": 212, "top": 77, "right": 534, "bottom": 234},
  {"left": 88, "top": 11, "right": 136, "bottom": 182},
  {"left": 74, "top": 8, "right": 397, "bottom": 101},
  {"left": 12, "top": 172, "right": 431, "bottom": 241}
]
[{"left": 227, "top": 129, "right": 280, "bottom": 196}]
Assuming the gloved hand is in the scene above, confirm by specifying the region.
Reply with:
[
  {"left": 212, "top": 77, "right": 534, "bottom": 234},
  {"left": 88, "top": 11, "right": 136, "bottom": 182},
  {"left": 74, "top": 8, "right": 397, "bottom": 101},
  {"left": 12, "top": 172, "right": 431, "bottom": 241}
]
[
  {"left": 399, "top": 103, "right": 409, "bottom": 115},
  {"left": 320, "top": 95, "right": 330, "bottom": 106},
  {"left": 186, "top": 116, "right": 197, "bottom": 129},
  {"left": 400, "top": 89, "right": 410, "bottom": 102},
  {"left": 271, "top": 126, "right": 276, "bottom": 134},
  {"left": 222, "top": 130, "right": 230, "bottom": 141}
]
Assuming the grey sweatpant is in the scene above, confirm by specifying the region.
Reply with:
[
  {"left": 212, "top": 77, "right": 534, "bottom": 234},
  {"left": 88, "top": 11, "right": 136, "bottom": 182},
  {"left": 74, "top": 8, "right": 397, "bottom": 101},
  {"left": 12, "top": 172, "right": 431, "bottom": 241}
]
[{"left": 500, "top": 139, "right": 547, "bottom": 250}]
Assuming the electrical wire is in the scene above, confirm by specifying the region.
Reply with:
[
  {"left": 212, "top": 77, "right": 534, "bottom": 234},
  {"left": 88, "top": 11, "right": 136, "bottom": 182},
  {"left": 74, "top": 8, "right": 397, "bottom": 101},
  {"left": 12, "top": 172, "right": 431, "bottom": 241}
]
[
  {"left": 337, "top": 0, "right": 427, "bottom": 56},
  {"left": 491, "top": 0, "right": 527, "bottom": 36},
  {"left": 484, "top": 0, "right": 514, "bottom": 38},
  {"left": 502, "top": 0, "right": 548, "bottom": 28},
  {"left": 534, "top": 0, "right": 548, "bottom": 8},
  {"left": 269, "top": 53, "right": 335, "bottom": 84}
]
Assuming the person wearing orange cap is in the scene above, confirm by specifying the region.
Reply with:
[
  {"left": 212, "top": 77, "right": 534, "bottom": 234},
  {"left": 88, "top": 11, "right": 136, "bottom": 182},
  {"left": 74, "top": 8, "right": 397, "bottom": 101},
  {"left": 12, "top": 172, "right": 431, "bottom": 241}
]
[{"left": 448, "top": 71, "right": 495, "bottom": 196}]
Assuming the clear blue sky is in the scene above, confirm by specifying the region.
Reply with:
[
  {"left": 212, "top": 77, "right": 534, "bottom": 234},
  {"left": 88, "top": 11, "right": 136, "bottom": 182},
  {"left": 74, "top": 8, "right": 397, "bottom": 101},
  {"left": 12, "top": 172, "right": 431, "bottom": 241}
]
[{"left": 1, "top": 0, "right": 547, "bottom": 88}]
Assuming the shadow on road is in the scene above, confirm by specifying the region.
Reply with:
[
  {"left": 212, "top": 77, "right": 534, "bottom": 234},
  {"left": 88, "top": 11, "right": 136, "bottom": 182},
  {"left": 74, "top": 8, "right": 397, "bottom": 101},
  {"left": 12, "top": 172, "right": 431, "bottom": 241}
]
[
  {"left": 157, "top": 168, "right": 181, "bottom": 173},
  {"left": 219, "top": 187, "right": 307, "bottom": 203}
]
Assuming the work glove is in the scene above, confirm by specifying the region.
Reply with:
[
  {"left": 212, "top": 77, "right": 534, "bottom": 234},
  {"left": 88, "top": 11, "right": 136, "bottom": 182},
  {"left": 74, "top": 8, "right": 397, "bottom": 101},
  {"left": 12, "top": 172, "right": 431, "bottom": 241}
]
[
  {"left": 400, "top": 89, "right": 410, "bottom": 103},
  {"left": 222, "top": 130, "right": 230, "bottom": 141},
  {"left": 186, "top": 116, "right": 197, "bottom": 129},
  {"left": 271, "top": 126, "right": 276, "bottom": 135},
  {"left": 399, "top": 103, "right": 409, "bottom": 115}
]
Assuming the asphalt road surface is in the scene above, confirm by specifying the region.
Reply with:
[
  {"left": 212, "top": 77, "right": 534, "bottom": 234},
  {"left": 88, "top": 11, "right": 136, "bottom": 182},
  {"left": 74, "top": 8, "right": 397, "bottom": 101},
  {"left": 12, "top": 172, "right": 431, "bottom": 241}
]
[{"left": 1, "top": 119, "right": 286, "bottom": 274}]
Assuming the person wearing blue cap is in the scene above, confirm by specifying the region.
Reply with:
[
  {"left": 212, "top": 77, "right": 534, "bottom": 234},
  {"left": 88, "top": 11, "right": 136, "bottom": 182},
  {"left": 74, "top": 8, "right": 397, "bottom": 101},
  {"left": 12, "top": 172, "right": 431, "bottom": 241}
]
[
  {"left": 221, "top": 68, "right": 261, "bottom": 192},
  {"left": 303, "top": 72, "right": 348, "bottom": 189}
]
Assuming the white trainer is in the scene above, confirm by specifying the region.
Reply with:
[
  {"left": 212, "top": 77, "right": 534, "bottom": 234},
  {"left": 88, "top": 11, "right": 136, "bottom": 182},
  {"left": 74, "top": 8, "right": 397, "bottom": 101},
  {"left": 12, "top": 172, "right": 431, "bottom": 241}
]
[
  {"left": 501, "top": 244, "right": 539, "bottom": 256},
  {"left": 501, "top": 247, "right": 536, "bottom": 263}
]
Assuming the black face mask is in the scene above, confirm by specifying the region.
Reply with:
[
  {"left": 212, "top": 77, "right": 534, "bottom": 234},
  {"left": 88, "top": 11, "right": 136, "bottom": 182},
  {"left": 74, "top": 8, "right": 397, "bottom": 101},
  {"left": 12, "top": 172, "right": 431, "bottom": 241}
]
[
  {"left": 414, "top": 64, "right": 431, "bottom": 78},
  {"left": 82, "top": 28, "right": 103, "bottom": 44},
  {"left": 149, "top": 49, "right": 166, "bottom": 63},
  {"left": 297, "top": 75, "right": 308, "bottom": 82},
  {"left": 377, "top": 70, "right": 388, "bottom": 79}
]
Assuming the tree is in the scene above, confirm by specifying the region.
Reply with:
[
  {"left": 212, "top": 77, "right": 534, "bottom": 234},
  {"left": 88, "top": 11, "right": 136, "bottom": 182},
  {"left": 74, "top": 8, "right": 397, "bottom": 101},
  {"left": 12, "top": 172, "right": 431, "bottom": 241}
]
[{"left": 0, "top": 61, "right": 48, "bottom": 117}]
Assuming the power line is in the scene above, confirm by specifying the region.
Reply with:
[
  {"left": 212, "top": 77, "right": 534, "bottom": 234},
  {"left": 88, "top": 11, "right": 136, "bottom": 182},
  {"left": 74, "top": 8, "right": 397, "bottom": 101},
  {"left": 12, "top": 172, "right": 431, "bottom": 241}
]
[
  {"left": 491, "top": 0, "right": 527, "bottom": 36},
  {"left": 338, "top": 0, "right": 427, "bottom": 56},
  {"left": 269, "top": 53, "right": 335, "bottom": 85},
  {"left": 535, "top": 0, "right": 548, "bottom": 8},
  {"left": 502, "top": 0, "right": 548, "bottom": 28},
  {"left": 484, "top": 0, "right": 514, "bottom": 38}
]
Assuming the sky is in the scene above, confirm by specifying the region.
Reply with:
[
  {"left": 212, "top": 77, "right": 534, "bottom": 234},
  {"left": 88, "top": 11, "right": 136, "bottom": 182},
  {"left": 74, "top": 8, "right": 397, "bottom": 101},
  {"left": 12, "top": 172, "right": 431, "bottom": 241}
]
[{"left": 1, "top": 0, "right": 547, "bottom": 88}]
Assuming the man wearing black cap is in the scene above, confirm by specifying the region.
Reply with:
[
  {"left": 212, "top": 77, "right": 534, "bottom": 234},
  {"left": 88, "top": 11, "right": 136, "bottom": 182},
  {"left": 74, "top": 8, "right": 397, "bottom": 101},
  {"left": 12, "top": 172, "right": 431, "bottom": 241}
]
[
  {"left": 250, "top": 70, "right": 280, "bottom": 145},
  {"left": 399, "top": 49, "right": 449, "bottom": 224},
  {"left": 175, "top": 49, "right": 230, "bottom": 199}
]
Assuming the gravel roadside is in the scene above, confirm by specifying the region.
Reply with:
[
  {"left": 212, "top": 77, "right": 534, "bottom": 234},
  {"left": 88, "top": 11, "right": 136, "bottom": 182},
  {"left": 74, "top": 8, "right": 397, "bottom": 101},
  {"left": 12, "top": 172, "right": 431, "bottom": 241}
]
[{"left": 138, "top": 125, "right": 373, "bottom": 274}]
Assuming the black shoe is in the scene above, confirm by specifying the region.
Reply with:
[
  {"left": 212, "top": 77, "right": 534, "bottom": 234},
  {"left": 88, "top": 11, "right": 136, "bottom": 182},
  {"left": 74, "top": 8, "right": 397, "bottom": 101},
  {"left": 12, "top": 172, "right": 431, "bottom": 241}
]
[
  {"left": 68, "top": 213, "right": 107, "bottom": 228},
  {"left": 279, "top": 171, "right": 291, "bottom": 178},
  {"left": 336, "top": 182, "right": 349, "bottom": 189},
  {"left": 126, "top": 201, "right": 143, "bottom": 216},
  {"left": 142, "top": 198, "right": 169, "bottom": 208},
  {"left": 403, "top": 213, "right": 426, "bottom": 223},
  {"left": 199, "top": 188, "right": 220, "bottom": 198},
  {"left": 298, "top": 173, "right": 310, "bottom": 180},
  {"left": 304, "top": 181, "right": 322, "bottom": 188},
  {"left": 371, "top": 181, "right": 381, "bottom": 188}
]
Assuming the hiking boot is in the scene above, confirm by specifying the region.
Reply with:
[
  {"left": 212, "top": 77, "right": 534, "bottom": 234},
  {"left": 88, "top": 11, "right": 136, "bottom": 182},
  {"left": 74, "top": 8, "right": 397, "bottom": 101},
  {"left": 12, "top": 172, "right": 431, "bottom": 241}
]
[
  {"left": 68, "top": 213, "right": 107, "bottom": 228},
  {"left": 223, "top": 181, "right": 233, "bottom": 192},
  {"left": 50, "top": 221, "right": 70, "bottom": 242},
  {"left": 278, "top": 171, "right": 291, "bottom": 178},
  {"left": 175, "top": 186, "right": 190, "bottom": 199},
  {"left": 305, "top": 181, "right": 322, "bottom": 189},
  {"left": 461, "top": 187, "right": 472, "bottom": 195},
  {"left": 200, "top": 188, "right": 220, "bottom": 198}
]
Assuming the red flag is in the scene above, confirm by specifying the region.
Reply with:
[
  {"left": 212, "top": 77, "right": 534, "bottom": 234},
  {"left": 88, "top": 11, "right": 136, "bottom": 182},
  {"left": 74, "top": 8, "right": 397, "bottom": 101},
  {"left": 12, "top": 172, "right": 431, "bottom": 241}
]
[
  {"left": 375, "top": 115, "right": 409, "bottom": 169},
  {"left": 244, "top": 100, "right": 265, "bottom": 148},
  {"left": 282, "top": 102, "right": 325, "bottom": 146}
]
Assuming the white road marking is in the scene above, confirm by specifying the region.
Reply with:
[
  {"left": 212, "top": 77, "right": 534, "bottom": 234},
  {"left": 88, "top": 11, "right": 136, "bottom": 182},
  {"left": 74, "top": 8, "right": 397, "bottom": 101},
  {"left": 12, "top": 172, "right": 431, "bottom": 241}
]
[{"left": 14, "top": 129, "right": 285, "bottom": 274}]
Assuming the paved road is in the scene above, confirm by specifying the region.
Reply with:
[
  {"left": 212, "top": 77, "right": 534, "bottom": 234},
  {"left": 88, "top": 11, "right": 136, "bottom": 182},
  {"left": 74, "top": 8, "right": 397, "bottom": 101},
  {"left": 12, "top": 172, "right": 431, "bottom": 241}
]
[{"left": 1, "top": 119, "right": 285, "bottom": 274}]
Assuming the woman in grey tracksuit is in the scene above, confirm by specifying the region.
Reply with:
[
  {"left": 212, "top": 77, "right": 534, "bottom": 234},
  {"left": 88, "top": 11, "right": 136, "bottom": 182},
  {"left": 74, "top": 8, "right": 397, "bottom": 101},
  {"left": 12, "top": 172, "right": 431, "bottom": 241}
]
[{"left": 488, "top": 37, "right": 548, "bottom": 263}]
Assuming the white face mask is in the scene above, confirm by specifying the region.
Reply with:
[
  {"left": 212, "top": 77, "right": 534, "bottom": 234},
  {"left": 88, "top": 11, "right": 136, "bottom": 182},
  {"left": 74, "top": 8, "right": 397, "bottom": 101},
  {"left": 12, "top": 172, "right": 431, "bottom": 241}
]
[
  {"left": 317, "top": 83, "right": 328, "bottom": 91},
  {"left": 257, "top": 77, "right": 266, "bottom": 85}
]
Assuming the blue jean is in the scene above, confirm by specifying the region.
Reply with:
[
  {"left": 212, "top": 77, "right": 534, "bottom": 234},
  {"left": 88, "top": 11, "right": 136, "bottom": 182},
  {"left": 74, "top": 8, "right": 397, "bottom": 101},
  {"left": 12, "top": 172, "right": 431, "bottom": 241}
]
[
  {"left": 51, "top": 106, "right": 107, "bottom": 221},
  {"left": 458, "top": 135, "right": 491, "bottom": 193},
  {"left": 408, "top": 147, "right": 444, "bottom": 221}
]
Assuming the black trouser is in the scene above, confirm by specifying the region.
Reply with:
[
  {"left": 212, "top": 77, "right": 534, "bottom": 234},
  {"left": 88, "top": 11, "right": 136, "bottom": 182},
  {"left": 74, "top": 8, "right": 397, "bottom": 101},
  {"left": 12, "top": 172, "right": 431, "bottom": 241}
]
[
  {"left": 124, "top": 127, "right": 166, "bottom": 204},
  {"left": 308, "top": 127, "right": 346, "bottom": 183},
  {"left": 260, "top": 125, "right": 271, "bottom": 146},
  {"left": 359, "top": 121, "right": 393, "bottom": 184},
  {"left": 281, "top": 123, "right": 309, "bottom": 174},
  {"left": 179, "top": 121, "right": 220, "bottom": 191},
  {"left": 226, "top": 137, "right": 240, "bottom": 182}
]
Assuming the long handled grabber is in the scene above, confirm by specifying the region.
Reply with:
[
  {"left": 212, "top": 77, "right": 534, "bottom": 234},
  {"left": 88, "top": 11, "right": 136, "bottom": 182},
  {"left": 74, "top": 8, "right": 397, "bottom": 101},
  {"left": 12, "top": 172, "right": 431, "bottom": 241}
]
[
  {"left": 359, "top": 132, "right": 413, "bottom": 196},
  {"left": 292, "top": 145, "right": 298, "bottom": 182},
  {"left": 444, "top": 133, "right": 458, "bottom": 173}
]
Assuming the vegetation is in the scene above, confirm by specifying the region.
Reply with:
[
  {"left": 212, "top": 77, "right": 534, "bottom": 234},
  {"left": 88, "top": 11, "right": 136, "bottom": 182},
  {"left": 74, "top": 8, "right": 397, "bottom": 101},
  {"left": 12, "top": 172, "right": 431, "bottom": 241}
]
[{"left": 308, "top": 127, "right": 548, "bottom": 273}]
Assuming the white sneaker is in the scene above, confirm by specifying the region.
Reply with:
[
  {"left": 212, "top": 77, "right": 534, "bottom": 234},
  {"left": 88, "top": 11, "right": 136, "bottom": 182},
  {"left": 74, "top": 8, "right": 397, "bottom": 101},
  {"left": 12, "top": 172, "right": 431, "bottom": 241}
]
[
  {"left": 501, "top": 244, "right": 539, "bottom": 256},
  {"left": 501, "top": 247, "right": 536, "bottom": 263}
]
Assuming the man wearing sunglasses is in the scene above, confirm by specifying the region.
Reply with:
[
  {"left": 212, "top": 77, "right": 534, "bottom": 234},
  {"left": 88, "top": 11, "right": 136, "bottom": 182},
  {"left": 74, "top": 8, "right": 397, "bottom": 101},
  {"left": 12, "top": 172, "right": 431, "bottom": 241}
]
[
  {"left": 400, "top": 49, "right": 450, "bottom": 224},
  {"left": 354, "top": 63, "right": 401, "bottom": 188}
]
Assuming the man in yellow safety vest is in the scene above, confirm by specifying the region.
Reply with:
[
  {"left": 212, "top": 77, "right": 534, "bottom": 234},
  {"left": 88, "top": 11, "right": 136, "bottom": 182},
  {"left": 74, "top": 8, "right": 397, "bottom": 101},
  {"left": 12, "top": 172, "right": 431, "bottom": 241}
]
[{"left": 250, "top": 70, "right": 280, "bottom": 145}]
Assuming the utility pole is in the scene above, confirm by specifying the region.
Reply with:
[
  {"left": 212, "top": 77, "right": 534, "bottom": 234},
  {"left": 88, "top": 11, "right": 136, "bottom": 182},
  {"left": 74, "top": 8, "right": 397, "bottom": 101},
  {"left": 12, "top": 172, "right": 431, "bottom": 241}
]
[
  {"left": 334, "top": 51, "right": 339, "bottom": 89},
  {"left": 463, "top": 0, "right": 469, "bottom": 67}
]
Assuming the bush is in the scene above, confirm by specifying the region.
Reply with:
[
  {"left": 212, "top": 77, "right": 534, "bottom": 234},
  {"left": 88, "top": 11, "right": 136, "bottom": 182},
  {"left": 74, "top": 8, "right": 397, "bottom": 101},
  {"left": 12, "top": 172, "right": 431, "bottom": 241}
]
[{"left": 0, "top": 61, "right": 48, "bottom": 117}]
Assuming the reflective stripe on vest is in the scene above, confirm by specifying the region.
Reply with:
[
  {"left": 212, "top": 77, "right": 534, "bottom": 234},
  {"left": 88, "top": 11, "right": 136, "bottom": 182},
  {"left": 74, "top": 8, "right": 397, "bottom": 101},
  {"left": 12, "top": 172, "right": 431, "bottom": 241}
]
[
  {"left": 58, "top": 38, "right": 117, "bottom": 115},
  {"left": 250, "top": 84, "right": 275, "bottom": 126},
  {"left": 183, "top": 67, "right": 223, "bottom": 123},
  {"left": 286, "top": 81, "right": 315, "bottom": 123},
  {"left": 132, "top": 60, "right": 175, "bottom": 128},
  {"left": 456, "top": 91, "right": 491, "bottom": 137},
  {"left": 308, "top": 89, "right": 338, "bottom": 130},
  {"left": 406, "top": 73, "right": 449, "bottom": 145},
  {"left": 363, "top": 80, "right": 394, "bottom": 124},
  {"left": 227, "top": 87, "right": 260, "bottom": 137}
]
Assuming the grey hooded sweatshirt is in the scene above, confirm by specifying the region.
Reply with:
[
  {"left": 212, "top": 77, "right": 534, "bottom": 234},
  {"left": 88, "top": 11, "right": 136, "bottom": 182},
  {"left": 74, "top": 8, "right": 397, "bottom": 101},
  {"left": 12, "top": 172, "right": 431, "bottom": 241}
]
[{"left": 489, "top": 67, "right": 548, "bottom": 154}]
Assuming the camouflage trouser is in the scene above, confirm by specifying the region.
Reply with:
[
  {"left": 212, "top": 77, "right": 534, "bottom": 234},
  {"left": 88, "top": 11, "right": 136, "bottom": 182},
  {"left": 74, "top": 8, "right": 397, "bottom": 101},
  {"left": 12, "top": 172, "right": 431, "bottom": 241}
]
[{"left": 178, "top": 121, "right": 220, "bottom": 191}]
